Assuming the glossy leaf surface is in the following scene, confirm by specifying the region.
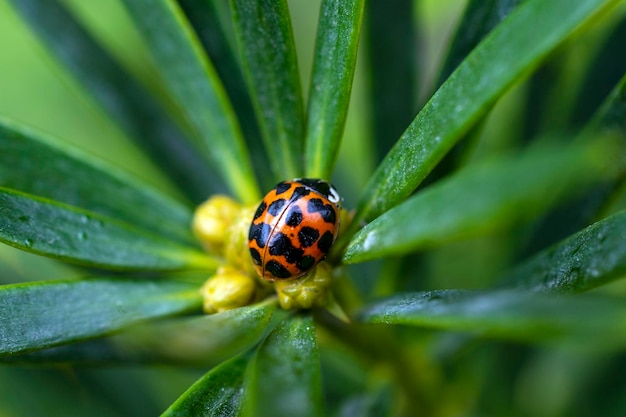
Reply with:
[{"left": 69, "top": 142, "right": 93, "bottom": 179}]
[
  {"left": 344, "top": 139, "right": 619, "bottom": 263},
  {"left": 2, "top": 300, "right": 284, "bottom": 366},
  {"left": 0, "top": 188, "right": 215, "bottom": 271},
  {"left": 178, "top": 0, "right": 270, "bottom": 189},
  {"left": 231, "top": 0, "right": 303, "bottom": 181},
  {"left": 436, "top": 0, "right": 523, "bottom": 87},
  {"left": 359, "top": 289, "right": 626, "bottom": 347},
  {"left": 7, "top": 0, "right": 220, "bottom": 202},
  {"left": 162, "top": 353, "right": 251, "bottom": 416},
  {"left": 121, "top": 0, "right": 259, "bottom": 204},
  {"left": 242, "top": 314, "right": 323, "bottom": 417},
  {"left": 502, "top": 210, "right": 626, "bottom": 293},
  {"left": 304, "top": 0, "right": 364, "bottom": 179},
  {"left": 0, "top": 119, "right": 195, "bottom": 246},
  {"left": 0, "top": 278, "right": 200, "bottom": 356},
  {"left": 352, "top": 0, "right": 619, "bottom": 228}
]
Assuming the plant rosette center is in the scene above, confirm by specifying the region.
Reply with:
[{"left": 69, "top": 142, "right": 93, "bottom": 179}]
[{"left": 192, "top": 191, "right": 346, "bottom": 313}]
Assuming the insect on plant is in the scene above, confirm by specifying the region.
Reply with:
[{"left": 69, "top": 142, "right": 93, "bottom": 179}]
[{"left": 0, "top": 0, "right": 626, "bottom": 416}]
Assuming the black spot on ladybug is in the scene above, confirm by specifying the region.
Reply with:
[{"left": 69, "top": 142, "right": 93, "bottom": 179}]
[
  {"left": 269, "top": 232, "right": 304, "bottom": 264},
  {"left": 249, "top": 247, "right": 262, "bottom": 265},
  {"left": 267, "top": 199, "right": 286, "bottom": 216},
  {"left": 265, "top": 260, "right": 292, "bottom": 278},
  {"left": 249, "top": 222, "right": 271, "bottom": 248},
  {"left": 299, "top": 178, "right": 331, "bottom": 197},
  {"left": 285, "top": 206, "right": 303, "bottom": 227},
  {"left": 307, "top": 198, "right": 336, "bottom": 223},
  {"left": 275, "top": 182, "right": 291, "bottom": 195},
  {"left": 253, "top": 201, "right": 267, "bottom": 220},
  {"left": 296, "top": 255, "right": 316, "bottom": 271},
  {"left": 298, "top": 226, "right": 319, "bottom": 248},
  {"left": 292, "top": 186, "right": 311, "bottom": 199},
  {"left": 317, "top": 230, "right": 334, "bottom": 254}
]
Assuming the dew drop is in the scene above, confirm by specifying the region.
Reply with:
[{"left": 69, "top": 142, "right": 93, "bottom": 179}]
[
  {"left": 77, "top": 232, "right": 88, "bottom": 240},
  {"left": 24, "top": 238, "right": 34, "bottom": 248},
  {"left": 79, "top": 214, "right": 89, "bottom": 224}
]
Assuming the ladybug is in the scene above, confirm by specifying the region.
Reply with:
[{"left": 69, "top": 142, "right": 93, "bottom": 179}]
[{"left": 248, "top": 178, "right": 341, "bottom": 281}]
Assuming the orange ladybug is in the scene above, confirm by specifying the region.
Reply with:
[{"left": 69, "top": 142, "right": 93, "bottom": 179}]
[{"left": 248, "top": 179, "right": 341, "bottom": 280}]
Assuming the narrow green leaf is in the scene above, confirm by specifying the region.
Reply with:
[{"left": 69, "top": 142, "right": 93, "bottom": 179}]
[
  {"left": 436, "top": 0, "right": 523, "bottom": 88},
  {"left": 502, "top": 210, "right": 626, "bottom": 293},
  {"left": 304, "top": 0, "right": 365, "bottom": 179},
  {"left": 570, "top": 19, "right": 626, "bottom": 129},
  {"left": 162, "top": 353, "right": 250, "bottom": 417},
  {"left": 358, "top": 289, "right": 626, "bottom": 347},
  {"left": 121, "top": 0, "right": 260, "bottom": 204},
  {"left": 178, "top": 0, "right": 271, "bottom": 189},
  {"left": 7, "top": 0, "right": 221, "bottom": 203},
  {"left": 242, "top": 315, "right": 324, "bottom": 417},
  {"left": 344, "top": 139, "right": 620, "bottom": 264},
  {"left": 365, "top": 0, "right": 419, "bottom": 162},
  {"left": 0, "top": 278, "right": 200, "bottom": 356},
  {"left": 351, "top": 0, "right": 620, "bottom": 230},
  {"left": 589, "top": 73, "right": 626, "bottom": 133},
  {"left": 0, "top": 118, "right": 195, "bottom": 246},
  {"left": 0, "top": 188, "right": 216, "bottom": 271},
  {"left": 515, "top": 75, "right": 626, "bottom": 256},
  {"left": 3, "top": 300, "right": 285, "bottom": 366},
  {"left": 115, "top": 300, "right": 283, "bottom": 366},
  {"left": 231, "top": 0, "right": 303, "bottom": 181}
]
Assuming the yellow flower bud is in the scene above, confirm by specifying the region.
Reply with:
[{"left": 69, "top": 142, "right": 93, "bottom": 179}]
[
  {"left": 223, "top": 204, "right": 258, "bottom": 276},
  {"left": 274, "top": 262, "right": 333, "bottom": 310},
  {"left": 192, "top": 195, "right": 241, "bottom": 254},
  {"left": 199, "top": 266, "right": 257, "bottom": 314}
]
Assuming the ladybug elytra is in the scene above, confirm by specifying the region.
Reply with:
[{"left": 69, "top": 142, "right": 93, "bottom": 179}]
[{"left": 248, "top": 178, "right": 341, "bottom": 281}]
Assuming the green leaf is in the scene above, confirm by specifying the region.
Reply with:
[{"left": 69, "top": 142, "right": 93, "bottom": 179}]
[
  {"left": 502, "top": 210, "right": 626, "bottom": 293},
  {"left": 0, "top": 278, "right": 200, "bottom": 356},
  {"left": 3, "top": 300, "right": 285, "bottom": 366},
  {"left": 242, "top": 314, "right": 324, "bottom": 417},
  {"left": 7, "top": 0, "right": 221, "bottom": 203},
  {"left": 0, "top": 188, "right": 216, "bottom": 271},
  {"left": 0, "top": 118, "right": 195, "bottom": 246},
  {"left": 436, "top": 0, "right": 523, "bottom": 87},
  {"left": 344, "top": 139, "right": 620, "bottom": 264},
  {"left": 351, "top": 0, "right": 620, "bottom": 230},
  {"left": 365, "top": 0, "right": 419, "bottom": 162},
  {"left": 516, "top": 77, "right": 626, "bottom": 256},
  {"left": 162, "top": 353, "right": 251, "bottom": 417},
  {"left": 115, "top": 299, "right": 284, "bottom": 365},
  {"left": 231, "top": 0, "right": 303, "bottom": 181},
  {"left": 570, "top": 19, "right": 626, "bottom": 129},
  {"left": 121, "top": 0, "right": 260, "bottom": 204},
  {"left": 588, "top": 73, "right": 626, "bottom": 133},
  {"left": 358, "top": 289, "right": 626, "bottom": 347},
  {"left": 178, "top": 0, "right": 271, "bottom": 189},
  {"left": 304, "top": 0, "right": 365, "bottom": 179}
]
